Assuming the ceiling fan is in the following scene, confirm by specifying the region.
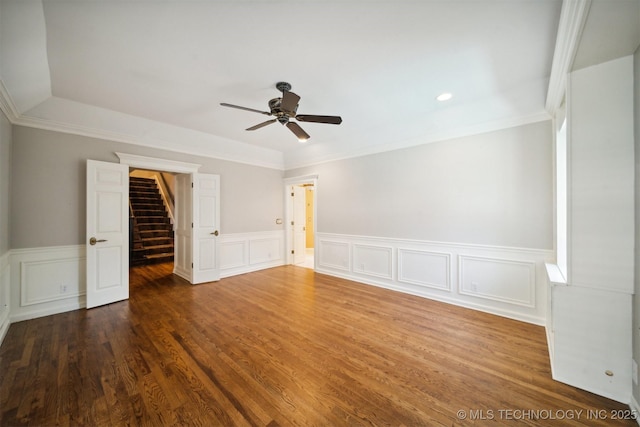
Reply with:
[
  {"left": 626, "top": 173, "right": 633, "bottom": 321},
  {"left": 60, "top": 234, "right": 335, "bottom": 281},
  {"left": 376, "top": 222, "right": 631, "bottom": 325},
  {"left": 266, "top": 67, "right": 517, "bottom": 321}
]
[{"left": 220, "top": 82, "right": 342, "bottom": 142}]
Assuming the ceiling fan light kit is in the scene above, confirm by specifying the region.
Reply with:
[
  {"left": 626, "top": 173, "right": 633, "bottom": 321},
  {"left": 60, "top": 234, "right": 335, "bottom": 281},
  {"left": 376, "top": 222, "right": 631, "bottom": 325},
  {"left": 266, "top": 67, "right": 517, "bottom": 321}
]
[{"left": 221, "top": 81, "right": 342, "bottom": 142}]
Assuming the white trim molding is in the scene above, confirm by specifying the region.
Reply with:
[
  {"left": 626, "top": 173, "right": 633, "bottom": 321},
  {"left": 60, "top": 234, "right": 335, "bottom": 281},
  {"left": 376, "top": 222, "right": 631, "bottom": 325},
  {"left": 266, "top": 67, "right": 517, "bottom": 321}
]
[
  {"left": 545, "top": 0, "right": 592, "bottom": 114},
  {"left": 398, "top": 249, "right": 451, "bottom": 291},
  {"left": 0, "top": 80, "right": 20, "bottom": 123},
  {"left": 116, "top": 152, "right": 201, "bottom": 174},
  {"left": 629, "top": 395, "right": 640, "bottom": 426},
  {"left": 315, "top": 233, "right": 554, "bottom": 325},
  {"left": 0, "top": 251, "right": 11, "bottom": 346},
  {"left": 458, "top": 255, "right": 536, "bottom": 308}
]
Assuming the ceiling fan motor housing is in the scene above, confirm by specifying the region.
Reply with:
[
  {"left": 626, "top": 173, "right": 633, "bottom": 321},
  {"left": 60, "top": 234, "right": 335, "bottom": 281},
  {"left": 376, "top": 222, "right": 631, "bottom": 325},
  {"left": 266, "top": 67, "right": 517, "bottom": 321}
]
[{"left": 269, "top": 97, "right": 297, "bottom": 124}]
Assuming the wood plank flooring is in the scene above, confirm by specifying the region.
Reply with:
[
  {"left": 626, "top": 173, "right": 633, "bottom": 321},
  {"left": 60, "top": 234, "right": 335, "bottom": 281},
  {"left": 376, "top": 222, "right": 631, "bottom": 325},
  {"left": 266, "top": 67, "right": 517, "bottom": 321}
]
[{"left": 1, "top": 263, "right": 636, "bottom": 426}]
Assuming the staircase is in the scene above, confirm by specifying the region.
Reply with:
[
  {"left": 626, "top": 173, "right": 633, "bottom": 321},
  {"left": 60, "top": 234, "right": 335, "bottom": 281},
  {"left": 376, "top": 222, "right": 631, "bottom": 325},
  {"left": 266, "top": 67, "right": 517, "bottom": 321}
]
[{"left": 129, "top": 177, "right": 174, "bottom": 266}]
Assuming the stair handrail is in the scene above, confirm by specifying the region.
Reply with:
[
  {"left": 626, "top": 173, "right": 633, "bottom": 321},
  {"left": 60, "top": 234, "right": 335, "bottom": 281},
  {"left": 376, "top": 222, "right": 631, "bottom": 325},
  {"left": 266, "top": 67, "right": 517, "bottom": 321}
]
[{"left": 153, "top": 175, "right": 176, "bottom": 227}]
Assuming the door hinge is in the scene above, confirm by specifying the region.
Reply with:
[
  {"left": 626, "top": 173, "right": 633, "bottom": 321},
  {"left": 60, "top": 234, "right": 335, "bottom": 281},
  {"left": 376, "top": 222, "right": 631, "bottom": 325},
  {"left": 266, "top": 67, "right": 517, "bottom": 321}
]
[
  {"left": 191, "top": 262, "right": 193, "bottom": 268},
  {"left": 191, "top": 222, "right": 193, "bottom": 228},
  {"left": 191, "top": 182, "right": 194, "bottom": 188}
]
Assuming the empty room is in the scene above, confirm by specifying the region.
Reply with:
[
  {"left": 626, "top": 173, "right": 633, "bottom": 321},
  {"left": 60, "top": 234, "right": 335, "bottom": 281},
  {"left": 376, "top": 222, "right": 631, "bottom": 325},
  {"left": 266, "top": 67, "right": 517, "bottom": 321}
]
[{"left": 1, "top": 0, "right": 640, "bottom": 425}]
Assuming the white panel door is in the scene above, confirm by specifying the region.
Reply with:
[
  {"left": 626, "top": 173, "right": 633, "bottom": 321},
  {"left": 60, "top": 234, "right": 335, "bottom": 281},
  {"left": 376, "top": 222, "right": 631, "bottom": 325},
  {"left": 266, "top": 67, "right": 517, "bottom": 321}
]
[
  {"left": 293, "top": 185, "right": 306, "bottom": 265},
  {"left": 192, "top": 173, "right": 220, "bottom": 284},
  {"left": 173, "top": 174, "right": 192, "bottom": 281},
  {"left": 86, "top": 160, "right": 129, "bottom": 309}
]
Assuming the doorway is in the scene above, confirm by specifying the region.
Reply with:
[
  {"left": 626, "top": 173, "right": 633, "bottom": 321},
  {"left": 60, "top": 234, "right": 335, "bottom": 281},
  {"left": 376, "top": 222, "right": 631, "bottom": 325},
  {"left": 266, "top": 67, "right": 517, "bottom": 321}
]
[
  {"left": 129, "top": 169, "right": 177, "bottom": 268},
  {"left": 285, "top": 175, "right": 317, "bottom": 269},
  {"left": 118, "top": 154, "right": 221, "bottom": 283}
]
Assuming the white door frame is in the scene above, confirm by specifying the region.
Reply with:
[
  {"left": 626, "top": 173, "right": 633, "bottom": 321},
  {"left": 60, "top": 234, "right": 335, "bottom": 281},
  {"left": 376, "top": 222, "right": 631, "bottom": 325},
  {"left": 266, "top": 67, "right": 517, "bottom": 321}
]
[
  {"left": 115, "top": 152, "right": 202, "bottom": 280},
  {"left": 284, "top": 174, "right": 318, "bottom": 267}
]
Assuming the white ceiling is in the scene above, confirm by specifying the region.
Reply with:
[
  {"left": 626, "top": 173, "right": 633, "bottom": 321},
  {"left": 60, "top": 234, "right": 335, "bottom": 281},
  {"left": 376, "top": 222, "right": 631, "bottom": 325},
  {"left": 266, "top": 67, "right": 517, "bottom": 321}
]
[{"left": 0, "top": 0, "right": 638, "bottom": 170}]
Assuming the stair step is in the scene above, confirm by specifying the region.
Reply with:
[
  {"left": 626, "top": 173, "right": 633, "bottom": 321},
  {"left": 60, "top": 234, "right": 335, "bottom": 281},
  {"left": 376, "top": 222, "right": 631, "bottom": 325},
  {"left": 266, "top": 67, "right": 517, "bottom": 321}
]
[
  {"left": 130, "top": 176, "right": 173, "bottom": 267},
  {"left": 137, "top": 224, "right": 173, "bottom": 232},
  {"left": 137, "top": 228, "right": 171, "bottom": 235},
  {"left": 130, "top": 197, "right": 163, "bottom": 203},
  {"left": 133, "top": 209, "right": 167, "bottom": 217},
  {"left": 145, "top": 252, "right": 174, "bottom": 259},
  {"left": 130, "top": 184, "right": 158, "bottom": 190},
  {"left": 130, "top": 186, "right": 158, "bottom": 191},
  {"left": 145, "top": 245, "right": 175, "bottom": 255},
  {"left": 131, "top": 203, "right": 165, "bottom": 210},
  {"left": 144, "top": 243, "right": 174, "bottom": 250},
  {"left": 130, "top": 179, "right": 156, "bottom": 183},
  {"left": 142, "top": 237, "right": 173, "bottom": 245},
  {"left": 136, "top": 216, "right": 171, "bottom": 224}
]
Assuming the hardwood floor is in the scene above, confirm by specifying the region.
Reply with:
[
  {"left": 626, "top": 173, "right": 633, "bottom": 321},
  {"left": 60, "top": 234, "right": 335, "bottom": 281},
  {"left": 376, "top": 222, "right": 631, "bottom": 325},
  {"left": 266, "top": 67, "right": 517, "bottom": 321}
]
[{"left": 1, "top": 263, "right": 636, "bottom": 426}]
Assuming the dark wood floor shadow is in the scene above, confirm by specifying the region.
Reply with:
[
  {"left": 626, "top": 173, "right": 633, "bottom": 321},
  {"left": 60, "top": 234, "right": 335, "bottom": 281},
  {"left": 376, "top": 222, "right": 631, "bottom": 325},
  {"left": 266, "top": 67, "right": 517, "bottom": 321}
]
[{"left": 0, "top": 262, "right": 636, "bottom": 426}]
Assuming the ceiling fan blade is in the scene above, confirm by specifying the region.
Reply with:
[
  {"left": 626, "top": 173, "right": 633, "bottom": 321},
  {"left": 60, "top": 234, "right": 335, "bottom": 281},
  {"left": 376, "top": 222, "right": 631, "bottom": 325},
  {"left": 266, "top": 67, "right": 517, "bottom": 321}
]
[
  {"left": 286, "top": 121, "right": 310, "bottom": 141},
  {"left": 280, "top": 91, "right": 301, "bottom": 113},
  {"left": 220, "top": 103, "right": 270, "bottom": 115},
  {"left": 246, "top": 119, "right": 277, "bottom": 131},
  {"left": 295, "top": 114, "right": 342, "bottom": 125}
]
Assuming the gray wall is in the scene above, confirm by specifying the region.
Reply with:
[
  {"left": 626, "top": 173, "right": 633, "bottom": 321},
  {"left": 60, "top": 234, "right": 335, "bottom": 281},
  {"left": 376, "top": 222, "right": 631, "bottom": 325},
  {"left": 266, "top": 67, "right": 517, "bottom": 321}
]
[
  {"left": 11, "top": 126, "right": 284, "bottom": 249},
  {"left": 0, "top": 112, "right": 10, "bottom": 255},
  {"left": 286, "top": 120, "right": 553, "bottom": 249}
]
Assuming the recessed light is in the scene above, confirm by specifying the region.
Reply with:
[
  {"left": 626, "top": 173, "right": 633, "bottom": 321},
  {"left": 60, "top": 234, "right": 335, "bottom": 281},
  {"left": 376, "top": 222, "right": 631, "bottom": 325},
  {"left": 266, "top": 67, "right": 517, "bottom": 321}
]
[{"left": 436, "top": 92, "right": 453, "bottom": 102}]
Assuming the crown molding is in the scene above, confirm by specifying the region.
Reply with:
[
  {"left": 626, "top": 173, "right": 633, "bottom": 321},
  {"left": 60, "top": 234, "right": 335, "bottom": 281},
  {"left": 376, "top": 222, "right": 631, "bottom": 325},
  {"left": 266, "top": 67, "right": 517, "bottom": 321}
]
[
  {"left": 284, "top": 110, "right": 551, "bottom": 170},
  {"left": 10, "top": 107, "right": 285, "bottom": 170},
  {"left": 545, "top": 0, "right": 592, "bottom": 114},
  {"left": 0, "top": 80, "right": 20, "bottom": 123}
]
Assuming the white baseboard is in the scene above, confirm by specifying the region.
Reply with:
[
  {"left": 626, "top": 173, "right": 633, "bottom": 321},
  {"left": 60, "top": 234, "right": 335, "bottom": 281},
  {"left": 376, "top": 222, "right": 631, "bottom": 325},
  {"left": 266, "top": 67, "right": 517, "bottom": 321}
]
[
  {"left": 0, "top": 251, "right": 10, "bottom": 345},
  {"left": 629, "top": 394, "right": 640, "bottom": 426},
  {"left": 315, "top": 233, "right": 554, "bottom": 325}
]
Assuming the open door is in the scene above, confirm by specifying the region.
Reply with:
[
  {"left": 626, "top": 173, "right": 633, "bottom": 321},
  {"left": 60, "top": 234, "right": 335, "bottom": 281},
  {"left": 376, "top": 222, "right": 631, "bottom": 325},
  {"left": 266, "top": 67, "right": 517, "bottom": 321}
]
[
  {"left": 86, "top": 160, "right": 129, "bottom": 309},
  {"left": 191, "top": 173, "right": 221, "bottom": 284},
  {"left": 292, "top": 185, "right": 306, "bottom": 265}
]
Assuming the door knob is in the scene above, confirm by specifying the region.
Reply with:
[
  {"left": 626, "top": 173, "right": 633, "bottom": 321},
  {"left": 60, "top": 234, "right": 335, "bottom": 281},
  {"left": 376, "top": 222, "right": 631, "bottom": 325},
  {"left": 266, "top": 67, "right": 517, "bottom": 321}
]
[
  {"left": 211, "top": 230, "right": 219, "bottom": 236},
  {"left": 89, "top": 237, "right": 107, "bottom": 245}
]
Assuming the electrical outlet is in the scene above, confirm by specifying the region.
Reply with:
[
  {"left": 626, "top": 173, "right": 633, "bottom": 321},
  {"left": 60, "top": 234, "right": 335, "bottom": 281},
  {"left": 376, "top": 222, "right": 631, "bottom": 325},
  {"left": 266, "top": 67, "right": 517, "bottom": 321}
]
[
  {"left": 633, "top": 359, "right": 638, "bottom": 385},
  {"left": 471, "top": 281, "right": 479, "bottom": 291},
  {"left": 60, "top": 284, "right": 67, "bottom": 294}
]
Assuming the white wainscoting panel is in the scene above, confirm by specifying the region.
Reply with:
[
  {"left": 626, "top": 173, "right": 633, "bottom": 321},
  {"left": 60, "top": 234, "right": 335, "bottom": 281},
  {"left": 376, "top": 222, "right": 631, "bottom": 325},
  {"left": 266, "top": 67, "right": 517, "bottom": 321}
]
[
  {"left": 352, "top": 244, "right": 393, "bottom": 279},
  {"left": 318, "top": 239, "right": 350, "bottom": 271},
  {"left": 10, "top": 245, "right": 87, "bottom": 322},
  {"left": 219, "top": 240, "right": 246, "bottom": 271},
  {"left": 219, "top": 231, "right": 284, "bottom": 278},
  {"left": 21, "top": 257, "right": 84, "bottom": 306},
  {"left": 5, "top": 232, "right": 284, "bottom": 323},
  {"left": 458, "top": 255, "right": 536, "bottom": 308},
  {"left": 0, "top": 252, "right": 10, "bottom": 345},
  {"left": 250, "top": 237, "right": 282, "bottom": 265},
  {"left": 398, "top": 249, "right": 451, "bottom": 291},
  {"left": 315, "top": 233, "right": 554, "bottom": 325}
]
